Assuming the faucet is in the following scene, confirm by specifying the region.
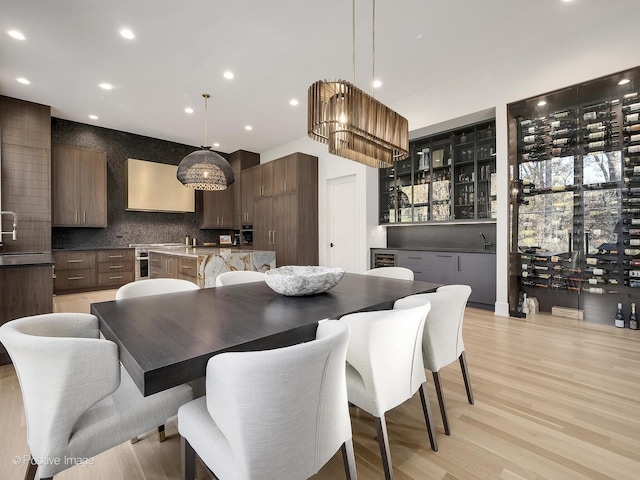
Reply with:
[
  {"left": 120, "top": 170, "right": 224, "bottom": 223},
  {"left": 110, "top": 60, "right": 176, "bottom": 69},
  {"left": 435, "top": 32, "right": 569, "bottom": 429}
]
[
  {"left": 0, "top": 211, "right": 18, "bottom": 241},
  {"left": 480, "top": 232, "right": 493, "bottom": 250}
]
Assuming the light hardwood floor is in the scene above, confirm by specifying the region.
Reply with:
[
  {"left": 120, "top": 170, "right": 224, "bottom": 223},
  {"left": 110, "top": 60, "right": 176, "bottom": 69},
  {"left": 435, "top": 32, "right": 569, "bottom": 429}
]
[{"left": 1, "top": 292, "right": 639, "bottom": 479}]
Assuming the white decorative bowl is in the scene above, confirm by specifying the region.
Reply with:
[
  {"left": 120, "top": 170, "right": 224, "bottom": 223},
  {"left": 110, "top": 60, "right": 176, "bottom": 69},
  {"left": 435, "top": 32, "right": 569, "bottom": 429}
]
[{"left": 264, "top": 266, "right": 345, "bottom": 296}]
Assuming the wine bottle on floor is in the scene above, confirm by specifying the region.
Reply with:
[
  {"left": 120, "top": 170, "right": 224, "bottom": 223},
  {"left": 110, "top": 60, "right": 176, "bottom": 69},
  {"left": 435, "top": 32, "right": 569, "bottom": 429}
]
[
  {"left": 630, "top": 303, "right": 638, "bottom": 330},
  {"left": 614, "top": 303, "right": 625, "bottom": 328}
]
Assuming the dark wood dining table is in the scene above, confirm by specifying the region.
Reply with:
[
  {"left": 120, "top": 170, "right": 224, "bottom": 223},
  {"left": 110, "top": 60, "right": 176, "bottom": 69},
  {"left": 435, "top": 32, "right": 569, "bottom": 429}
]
[{"left": 91, "top": 273, "right": 441, "bottom": 396}]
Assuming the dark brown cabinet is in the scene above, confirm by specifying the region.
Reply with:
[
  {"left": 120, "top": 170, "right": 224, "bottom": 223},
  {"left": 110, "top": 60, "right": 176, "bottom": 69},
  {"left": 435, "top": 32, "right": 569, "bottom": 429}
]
[
  {"left": 200, "top": 150, "right": 260, "bottom": 229},
  {"left": 252, "top": 153, "right": 318, "bottom": 267},
  {"left": 52, "top": 145, "right": 107, "bottom": 227},
  {"left": 241, "top": 168, "right": 255, "bottom": 224},
  {"left": 149, "top": 251, "right": 178, "bottom": 278},
  {"left": 54, "top": 249, "right": 133, "bottom": 293}
]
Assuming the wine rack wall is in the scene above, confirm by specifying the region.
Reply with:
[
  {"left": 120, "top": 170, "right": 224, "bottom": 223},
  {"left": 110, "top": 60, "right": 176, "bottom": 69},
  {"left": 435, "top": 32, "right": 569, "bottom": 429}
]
[
  {"left": 509, "top": 67, "right": 640, "bottom": 324},
  {"left": 379, "top": 120, "right": 496, "bottom": 224}
]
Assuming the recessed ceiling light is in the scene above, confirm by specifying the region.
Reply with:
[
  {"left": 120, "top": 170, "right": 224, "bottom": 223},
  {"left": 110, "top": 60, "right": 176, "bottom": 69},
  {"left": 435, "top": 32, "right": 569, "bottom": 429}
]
[
  {"left": 213, "top": 142, "right": 220, "bottom": 148},
  {"left": 618, "top": 78, "right": 631, "bottom": 85},
  {"left": 7, "top": 30, "right": 25, "bottom": 40},
  {"left": 98, "top": 83, "right": 114, "bottom": 90},
  {"left": 415, "top": 33, "right": 424, "bottom": 40},
  {"left": 289, "top": 99, "right": 299, "bottom": 106},
  {"left": 373, "top": 80, "right": 382, "bottom": 88},
  {"left": 223, "top": 71, "right": 234, "bottom": 80},
  {"left": 185, "top": 107, "right": 194, "bottom": 114},
  {"left": 244, "top": 125, "right": 252, "bottom": 131},
  {"left": 88, "top": 114, "right": 98, "bottom": 120},
  {"left": 119, "top": 28, "right": 135, "bottom": 40},
  {"left": 537, "top": 100, "right": 547, "bottom": 107},
  {"left": 16, "top": 77, "right": 30, "bottom": 85}
]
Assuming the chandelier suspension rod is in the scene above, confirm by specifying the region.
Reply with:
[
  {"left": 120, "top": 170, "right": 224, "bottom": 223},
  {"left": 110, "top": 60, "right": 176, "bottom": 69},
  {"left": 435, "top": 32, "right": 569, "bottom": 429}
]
[
  {"left": 372, "top": 0, "right": 376, "bottom": 97},
  {"left": 352, "top": 0, "right": 356, "bottom": 84},
  {"left": 203, "top": 93, "right": 210, "bottom": 147}
]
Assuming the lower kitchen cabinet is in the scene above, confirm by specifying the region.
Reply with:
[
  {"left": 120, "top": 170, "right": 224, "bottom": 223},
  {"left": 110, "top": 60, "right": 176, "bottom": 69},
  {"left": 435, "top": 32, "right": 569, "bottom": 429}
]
[
  {"left": 149, "top": 252, "right": 178, "bottom": 279},
  {"left": 375, "top": 248, "right": 496, "bottom": 308},
  {"left": 54, "top": 249, "right": 134, "bottom": 293},
  {"left": 178, "top": 257, "right": 198, "bottom": 284}
]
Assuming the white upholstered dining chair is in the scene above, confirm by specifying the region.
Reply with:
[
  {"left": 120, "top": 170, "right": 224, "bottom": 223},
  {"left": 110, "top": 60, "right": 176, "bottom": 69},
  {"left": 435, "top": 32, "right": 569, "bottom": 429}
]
[
  {"left": 214, "top": 270, "right": 266, "bottom": 286},
  {"left": 0, "top": 313, "right": 194, "bottom": 480},
  {"left": 340, "top": 302, "right": 437, "bottom": 480},
  {"left": 115, "top": 277, "right": 199, "bottom": 299},
  {"left": 363, "top": 266, "right": 414, "bottom": 281},
  {"left": 178, "top": 320, "right": 357, "bottom": 480},
  {"left": 393, "top": 284, "right": 473, "bottom": 435}
]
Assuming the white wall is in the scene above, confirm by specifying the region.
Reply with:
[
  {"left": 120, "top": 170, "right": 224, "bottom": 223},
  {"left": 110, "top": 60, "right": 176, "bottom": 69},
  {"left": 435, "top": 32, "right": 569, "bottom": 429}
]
[{"left": 262, "top": 14, "right": 640, "bottom": 316}]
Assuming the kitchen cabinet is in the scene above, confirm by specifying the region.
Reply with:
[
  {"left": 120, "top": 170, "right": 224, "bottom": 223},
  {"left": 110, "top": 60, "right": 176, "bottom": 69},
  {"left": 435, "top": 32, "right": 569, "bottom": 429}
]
[
  {"left": 371, "top": 248, "right": 496, "bottom": 307},
  {"left": 54, "top": 249, "right": 134, "bottom": 293},
  {"left": 96, "top": 249, "right": 135, "bottom": 287},
  {"left": 241, "top": 168, "right": 255, "bottom": 224},
  {"left": 200, "top": 150, "right": 260, "bottom": 229},
  {"left": 149, "top": 251, "right": 178, "bottom": 279},
  {"left": 52, "top": 145, "right": 107, "bottom": 227},
  {"left": 178, "top": 256, "right": 198, "bottom": 284},
  {"left": 252, "top": 153, "right": 318, "bottom": 266},
  {"left": 396, "top": 250, "right": 434, "bottom": 283},
  {"left": 253, "top": 161, "right": 273, "bottom": 198},
  {"left": 53, "top": 251, "right": 96, "bottom": 291}
]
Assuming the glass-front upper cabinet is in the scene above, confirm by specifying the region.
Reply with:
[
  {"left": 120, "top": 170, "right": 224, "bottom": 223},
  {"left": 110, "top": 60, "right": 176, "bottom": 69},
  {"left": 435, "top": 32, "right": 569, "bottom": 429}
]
[{"left": 379, "top": 119, "right": 496, "bottom": 224}]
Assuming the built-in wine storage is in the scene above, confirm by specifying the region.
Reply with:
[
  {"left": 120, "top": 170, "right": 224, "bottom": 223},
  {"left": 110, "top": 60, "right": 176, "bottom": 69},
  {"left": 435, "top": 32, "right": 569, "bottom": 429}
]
[
  {"left": 508, "top": 66, "right": 640, "bottom": 325},
  {"left": 380, "top": 120, "right": 496, "bottom": 224}
]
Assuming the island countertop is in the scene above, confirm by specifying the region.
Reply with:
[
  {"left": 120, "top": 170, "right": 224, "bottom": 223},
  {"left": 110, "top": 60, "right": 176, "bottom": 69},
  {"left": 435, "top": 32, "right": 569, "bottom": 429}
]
[
  {"left": 147, "top": 246, "right": 274, "bottom": 257},
  {"left": 0, "top": 252, "right": 55, "bottom": 268}
]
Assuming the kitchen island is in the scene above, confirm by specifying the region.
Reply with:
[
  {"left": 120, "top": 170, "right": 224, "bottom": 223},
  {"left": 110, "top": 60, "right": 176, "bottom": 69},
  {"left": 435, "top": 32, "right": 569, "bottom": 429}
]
[{"left": 148, "top": 247, "right": 275, "bottom": 288}]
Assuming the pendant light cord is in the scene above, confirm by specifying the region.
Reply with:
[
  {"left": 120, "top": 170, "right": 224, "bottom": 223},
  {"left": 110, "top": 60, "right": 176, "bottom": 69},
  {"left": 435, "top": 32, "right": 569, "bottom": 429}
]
[
  {"left": 372, "top": 0, "right": 376, "bottom": 97},
  {"left": 352, "top": 0, "right": 356, "bottom": 85},
  {"left": 203, "top": 93, "right": 210, "bottom": 147}
]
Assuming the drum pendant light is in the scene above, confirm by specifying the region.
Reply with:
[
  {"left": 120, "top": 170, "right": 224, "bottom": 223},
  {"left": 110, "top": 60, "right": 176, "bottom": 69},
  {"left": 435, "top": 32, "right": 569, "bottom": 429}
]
[{"left": 177, "top": 94, "right": 234, "bottom": 190}]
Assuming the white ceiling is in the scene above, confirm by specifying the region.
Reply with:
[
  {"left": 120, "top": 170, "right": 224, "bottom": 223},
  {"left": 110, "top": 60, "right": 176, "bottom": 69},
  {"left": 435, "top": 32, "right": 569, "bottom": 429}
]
[{"left": 1, "top": 0, "right": 636, "bottom": 154}]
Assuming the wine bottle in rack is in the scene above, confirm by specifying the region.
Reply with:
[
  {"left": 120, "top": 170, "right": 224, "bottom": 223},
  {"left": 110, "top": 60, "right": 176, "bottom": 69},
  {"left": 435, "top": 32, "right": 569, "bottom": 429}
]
[
  {"left": 623, "top": 259, "right": 640, "bottom": 267},
  {"left": 584, "top": 140, "right": 620, "bottom": 152},
  {"left": 622, "top": 218, "right": 640, "bottom": 225},
  {"left": 597, "top": 247, "right": 620, "bottom": 255},
  {"left": 614, "top": 302, "right": 625, "bottom": 328},
  {"left": 622, "top": 102, "right": 640, "bottom": 113},
  {"left": 624, "top": 248, "right": 640, "bottom": 256},
  {"left": 624, "top": 279, "right": 640, "bottom": 287},
  {"left": 624, "top": 165, "right": 640, "bottom": 175},
  {"left": 551, "top": 137, "right": 574, "bottom": 147},
  {"left": 624, "top": 124, "right": 640, "bottom": 133},
  {"left": 549, "top": 110, "right": 574, "bottom": 119},
  {"left": 522, "top": 134, "right": 547, "bottom": 144},
  {"left": 630, "top": 303, "right": 638, "bottom": 330},
  {"left": 625, "top": 113, "right": 640, "bottom": 124},
  {"left": 622, "top": 227, "right": 640, "bottom": 235},
  {"left": 583, "top": 110, "right": 616, "bottom": 121},
  {"left": 585, "top": 121, "right": 611, "bottom": 131},
  {"left": 625, "top": 270, "right": 640, "bottom": 278},
  {"left": 584, "top": 287, "right": 618, "bottom": 295},
  {"left": 624, "top": 239, "right": 640, "bottom": 246},
  {"left": 623, "top": 92, "right": 639, "bottom": 104}
]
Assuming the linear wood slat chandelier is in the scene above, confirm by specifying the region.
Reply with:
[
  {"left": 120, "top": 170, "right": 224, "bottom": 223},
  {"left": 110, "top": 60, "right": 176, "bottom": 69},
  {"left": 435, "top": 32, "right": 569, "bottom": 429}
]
[{"left": 307, "top": 0, "right": 408, "bottom": 168}]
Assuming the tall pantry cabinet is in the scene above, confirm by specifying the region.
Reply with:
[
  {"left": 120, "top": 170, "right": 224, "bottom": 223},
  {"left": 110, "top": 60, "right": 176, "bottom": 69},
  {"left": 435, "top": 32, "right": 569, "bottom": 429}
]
[{"left": 252, "top": 153, "right": 318, "bottom": 267}]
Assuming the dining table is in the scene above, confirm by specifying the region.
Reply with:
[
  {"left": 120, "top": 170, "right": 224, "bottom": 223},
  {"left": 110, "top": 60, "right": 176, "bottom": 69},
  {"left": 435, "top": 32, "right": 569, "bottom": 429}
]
[{"left": 91, "top": 272, "right": 442, "bottom": 396}]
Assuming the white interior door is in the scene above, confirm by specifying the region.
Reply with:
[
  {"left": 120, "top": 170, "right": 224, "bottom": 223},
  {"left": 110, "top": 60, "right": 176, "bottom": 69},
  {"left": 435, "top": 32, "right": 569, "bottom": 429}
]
[{"left": 327, "top": 175, "right": 358, "bottom": 272}]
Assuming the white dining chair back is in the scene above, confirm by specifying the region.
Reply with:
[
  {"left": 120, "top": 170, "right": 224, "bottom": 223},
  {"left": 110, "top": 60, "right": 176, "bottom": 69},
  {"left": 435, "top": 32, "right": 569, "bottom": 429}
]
[
  {"left": 0, "top": 313, "right": 193, "bottom": 480},
  {"left": 214, "top": 270, "right": 267, "bottom": 286},
  {"left": 178, "top": 320, "right": 357, "bottom": 480},
  {"left": 363, "top": 267, "right": 414, "bottom": 281},
  {"left": 394, "top": 284, "right": 473, "bottom": 436},
  {"left": 340, "top": 302, "right": 437, "bottom": 479},
  {"left": 115, "top": 278, "right": 198, "bottom": 299}
]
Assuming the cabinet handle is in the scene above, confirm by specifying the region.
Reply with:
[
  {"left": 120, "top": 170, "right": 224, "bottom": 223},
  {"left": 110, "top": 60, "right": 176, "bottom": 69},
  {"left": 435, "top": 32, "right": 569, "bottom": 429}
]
[
  {"left": 181, "top": 265, "right": 192, "bottom": 269},
  {"left": 408, "top": 256, "right": 421, "bottom": 260},
  {"left": 75, "top": 211, "right": 79, "bottom": 224},
  {"left": 273, "top": 230, "right": 276, "bottom": 244},
  {"left": 109, "top": 275, "right": 124, "bottom": 280},
  {"left": 109, "top": 265, "right": 123, "bottom": 269},
  {"left": 151, "top": 259, "right": 160, "bottom": 264},
  {"left": 83, "top": 211, "right": 86, "bottom": 223},
  {"left": 67, "top": 259, "right": 84, "bottom": 263},
  {"left": 457, "top": 256, "right": 461, "bottom": 272},
  {"left": 68, "top": 276, "right": 84, "bottom": 280},
  {"left": 108, "top": 255, "right": 124, "bottom": 259}
]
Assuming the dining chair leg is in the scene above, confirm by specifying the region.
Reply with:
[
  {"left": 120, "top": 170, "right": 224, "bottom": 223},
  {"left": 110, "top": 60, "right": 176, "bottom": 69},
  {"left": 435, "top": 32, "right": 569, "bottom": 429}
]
[
  {"left": 341, "top": 438, "right": 358, "bottom": 480},
  {"left": 459, "top": 351, "right": 474, "bottom": 405},
  {"left": 23, "top": 456, "right": 38, "bottom": 480},
  {"left": 130, "top": 436, "right": 140, "bottom": 444},
  {"left": 418, "top": 383, "right": 438, "bottom": 451},
  {"left": 374, "top": 415, "right": 394, "bottom": 480},
  {"left": 158, "top": 424, "right": 166, "bottom": 442},
  {"left": 181, "top": 436, "right": 197, "bottom": 480},
  {"left": 432, "top": 371, "right": 450, "bottom": 435}
]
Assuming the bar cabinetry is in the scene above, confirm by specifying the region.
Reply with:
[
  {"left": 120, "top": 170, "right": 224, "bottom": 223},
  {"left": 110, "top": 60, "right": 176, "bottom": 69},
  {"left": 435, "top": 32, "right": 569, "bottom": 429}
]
[{"left": 380, "top": 120, "right": 496, "bottom": 224}]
